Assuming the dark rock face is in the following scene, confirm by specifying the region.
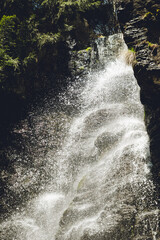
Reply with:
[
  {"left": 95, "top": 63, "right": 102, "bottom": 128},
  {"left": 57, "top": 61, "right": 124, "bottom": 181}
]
[
  {"left": 0, "top": 1, "right": 119, "bottom": 220},
  {"left": 117, "top": 0, "right": 160, "bottom": 186}
]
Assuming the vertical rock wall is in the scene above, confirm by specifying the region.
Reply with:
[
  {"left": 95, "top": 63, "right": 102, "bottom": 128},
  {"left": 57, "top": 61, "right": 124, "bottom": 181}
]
[{"left": 117, "top": 0, "right": 160, "bottom": 186}]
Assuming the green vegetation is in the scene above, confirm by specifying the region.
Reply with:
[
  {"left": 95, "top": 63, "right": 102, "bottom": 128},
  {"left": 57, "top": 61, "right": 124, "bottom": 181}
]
[
  {"left": 85, "top": 47, "right": 92, "bottom": 52},
  {"left": 142, "top": 11, "right": 153, "bottom": 19},
  {"left": 0, "top": 0, "right": 108, "bottom": 98},
  {"left": 78, "top": 46, "right": 92, "bottom": 54},
  {"left": 129, "top": 47, "right": 136, "bottom": 53},
  {"left": 143, "top": 9, "right": 160, "bottom": 20},
  {"left": 147, "top": 41, "right": 158, "bottom": 48},
  {"left": 126, "top": 47, "right": 137, "bottom": 66}
]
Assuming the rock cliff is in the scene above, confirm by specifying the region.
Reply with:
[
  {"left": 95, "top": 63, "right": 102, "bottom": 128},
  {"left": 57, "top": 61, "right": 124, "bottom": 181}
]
[
  {"left": 0, "top": 1, "right": 118, "bottom": 219},
  {"left": 117, "top": 0, "right": 160, "bottom": 187}
]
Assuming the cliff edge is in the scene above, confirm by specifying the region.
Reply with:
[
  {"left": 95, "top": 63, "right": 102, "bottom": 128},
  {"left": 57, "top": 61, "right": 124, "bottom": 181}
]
[{"left": 117, "top": 0, "right": 160, "bottom": 187}]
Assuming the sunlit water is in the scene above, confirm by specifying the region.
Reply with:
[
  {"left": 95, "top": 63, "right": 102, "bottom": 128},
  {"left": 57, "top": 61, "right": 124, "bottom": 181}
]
[{"left": 0, "top": 34, "right": 159, "bottom": 240}]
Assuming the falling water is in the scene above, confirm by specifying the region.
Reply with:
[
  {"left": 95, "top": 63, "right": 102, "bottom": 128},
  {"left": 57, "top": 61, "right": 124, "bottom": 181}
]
[{"left": 0, "top": 34, "right": 159, "bottom": 240}]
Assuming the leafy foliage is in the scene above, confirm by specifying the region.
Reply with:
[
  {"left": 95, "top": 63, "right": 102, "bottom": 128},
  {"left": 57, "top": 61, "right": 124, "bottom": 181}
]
[{"left": 0, "top": 0, "right": 110, "bottom": 97}]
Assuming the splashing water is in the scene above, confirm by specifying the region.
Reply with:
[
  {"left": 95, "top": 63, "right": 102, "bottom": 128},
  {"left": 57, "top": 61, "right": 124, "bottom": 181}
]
[{"left": 0, "top": 34, "right": 159, "bottom": 240}]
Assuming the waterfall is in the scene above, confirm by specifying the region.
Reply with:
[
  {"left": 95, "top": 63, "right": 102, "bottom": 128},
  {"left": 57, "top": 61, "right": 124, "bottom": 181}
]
[{"left": 0, "top": 34, "right": 159, "bottom": 240}]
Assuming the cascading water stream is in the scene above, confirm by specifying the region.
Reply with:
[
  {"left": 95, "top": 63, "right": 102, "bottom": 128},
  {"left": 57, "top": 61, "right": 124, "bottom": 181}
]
[{"left": 0, "top": 34, "right": 159, "bottom": 240}]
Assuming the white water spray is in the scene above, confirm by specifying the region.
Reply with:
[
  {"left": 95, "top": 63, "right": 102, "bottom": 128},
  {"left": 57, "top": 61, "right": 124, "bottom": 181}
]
[{"left": 0, "top": 34, "right": 159, "bottom": 240}]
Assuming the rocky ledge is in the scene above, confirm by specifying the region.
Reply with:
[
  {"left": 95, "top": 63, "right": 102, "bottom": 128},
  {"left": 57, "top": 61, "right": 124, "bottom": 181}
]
[{"left": 117, "top": 0, "right": 160, "bottom": 187}]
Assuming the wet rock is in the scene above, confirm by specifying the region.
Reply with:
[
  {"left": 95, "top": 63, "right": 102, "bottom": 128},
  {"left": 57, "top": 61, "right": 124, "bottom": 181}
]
[
  {"left": 95, "top": 131, "right": 119, "bottom": 152},
  {"left": 69, "top": 33, "right": 126, "bottom": 78},
  {"left": 117, "top": 0, "right": 160, "bottom": 187}
]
